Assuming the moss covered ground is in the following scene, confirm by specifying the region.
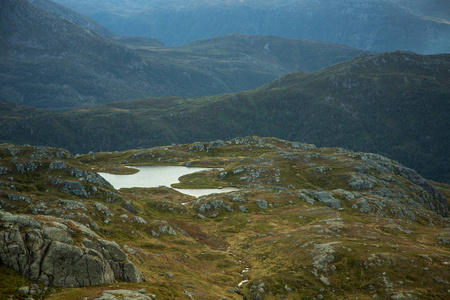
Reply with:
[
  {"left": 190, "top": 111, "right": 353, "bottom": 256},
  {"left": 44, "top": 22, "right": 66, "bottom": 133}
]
[{"left": 0, "top": 137, "right": 449, "bottom": 299}]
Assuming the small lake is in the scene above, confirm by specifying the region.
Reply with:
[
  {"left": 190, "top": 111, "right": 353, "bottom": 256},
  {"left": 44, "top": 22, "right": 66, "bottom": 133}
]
[{"left": 98, "top": 166, "right": 239, "bottom": 197}]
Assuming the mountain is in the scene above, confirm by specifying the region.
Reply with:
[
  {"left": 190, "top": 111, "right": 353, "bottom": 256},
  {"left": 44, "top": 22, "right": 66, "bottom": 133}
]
[
  {"left": 1, "top": 51, "right": 449, "bottom": 183},
  {"left": 0, "top": 0, "right": 180, "bottom": 109},
  {"left": 389, "top": 0, "right": 450, "bottom": 20},
  {"left": 27, "top": 0, "right": 116, "bottom": 38},
  {"left": 0, "top": 0, "right": 365, "bottom": 110},
  {"left": 176, "top": 34, "right": 365, "bottom": 74},
  {"left": 52, "top": 0, "right": 450, "bottom": 54},
  {"left": 0, "top": 138, "right": 449, "bottom": 299},
  {"left": 133, "top": 34, "right": 367, "bottom": 92}
]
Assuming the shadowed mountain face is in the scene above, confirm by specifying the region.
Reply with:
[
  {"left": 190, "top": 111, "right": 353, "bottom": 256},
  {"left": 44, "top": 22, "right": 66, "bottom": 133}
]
[
  {"left": 389, "top": 0, "right": 450, "bottom": 20},
  {"left": 52, "top": 0, "right": 450, "bottom": 54},
  {"left": 0, "top": 0, "right": 366, "bottom": 110},
  {"left": 27, "top": 0, "right": 116, "bottom": 38},
  {"left": 1, "top": 51, "right": 449, "bottom": 183},
  {"left": 0, "top": 0, "right": 177, "bottom": 109}
]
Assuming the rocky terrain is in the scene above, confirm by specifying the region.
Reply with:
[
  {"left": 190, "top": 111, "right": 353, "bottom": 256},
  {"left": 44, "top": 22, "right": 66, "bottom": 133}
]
[{"left": 0, "top": 137, "right": 449, "bottom": 299}]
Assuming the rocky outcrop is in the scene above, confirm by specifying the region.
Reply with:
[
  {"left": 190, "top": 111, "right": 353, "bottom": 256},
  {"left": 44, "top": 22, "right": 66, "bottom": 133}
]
[
  {"left": 60, "top": 180, "right": 88, "bottom": 198},
  {"left": 313, "top": 191, "right": 341, "bottom": 209},
  {"left": 48, "top": 161, "right": 67, "bottom": 170},
  {"left": 16, "top": 161, "right": 41, "bottom": 173},
  {"left": 348, "top": 175, "right": 374, "bottom": 190},
  {"left": 256, "top": 199, "right": 268, "bottom": 210},
  {"left": 69, "top": 168, "right": 111, "bottom": 188},
  {"left": 196, "top": 199, "right": 233, "bottom": 215},
  {"left": 388, "top": 165, "right": 449, "bottom": 217},
  {"left": 355, "top": 154, "right": 449, "bottom": 217},
  {"left": 0, "top": 167, "right": 10, "bottom": 175},
  {"left": 151, "top": 225, "right": 178, "bottom": 238},
  {"left": 94, "top": 289, "right": 156, "bottom": 300},
  {"left": 82, "top": 239, "right": 143, "bottom": 283},
  {"left": 122, "top": 201, "right": 138, "bottom": 214},
  {"left": 0, "top": 211, "right": 143, "bottom": 287},
  {"left": 39, "top": 240, "right": 114, "bottom": 287}
]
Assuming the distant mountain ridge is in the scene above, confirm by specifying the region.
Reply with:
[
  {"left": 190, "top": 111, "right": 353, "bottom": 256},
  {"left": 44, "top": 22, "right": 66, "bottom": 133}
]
[
  {"left": 389, "top": 0, "right": 450, "bottom": 20},
  {"left": 52, "top": 0, "right": 450, "bottom": 53},
  {"left": 0, "top": 0, "right": 172, "bottom": 109},
  {"left": 27, "top": 0, "right": 116, "bottom": 38},
  {"left": 1, "top": 51, "right": 449, "bottom": 183},
  {"left": 0, "top": 0, "right": 366, "bottom": 110}
]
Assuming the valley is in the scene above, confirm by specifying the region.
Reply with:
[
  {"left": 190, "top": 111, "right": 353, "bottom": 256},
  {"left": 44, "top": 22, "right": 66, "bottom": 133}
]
[
  {"left": 1, "top": 51, "right": 449, "bottom": 184},
  {"left": 52, "top": 0, "right": 450, "bottom": 53},
  {"left": 0, "top": 0, "right": 365, "bottom": 109},
  {"left": 0, "top": 1, "right": 449, "bottom": 299}
]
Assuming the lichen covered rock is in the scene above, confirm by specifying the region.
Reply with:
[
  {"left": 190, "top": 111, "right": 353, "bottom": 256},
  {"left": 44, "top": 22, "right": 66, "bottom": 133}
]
[{"left": 0, "top": 212, "right": 143, "bottom": 287}]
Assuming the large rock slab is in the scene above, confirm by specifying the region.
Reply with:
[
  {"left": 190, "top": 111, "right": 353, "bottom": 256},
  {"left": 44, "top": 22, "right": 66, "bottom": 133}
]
[
  {"left": 61, "top": 180, "right": 88, "bottom": 198},
  {"left": 0, "top": 213, "right": 144, "bottom": 287},
  {"left": 313, "top": 191, "right": 341, "bottom": 209},
  {"left": 39, "top": 241, "right": 114, "bottom": 287}
]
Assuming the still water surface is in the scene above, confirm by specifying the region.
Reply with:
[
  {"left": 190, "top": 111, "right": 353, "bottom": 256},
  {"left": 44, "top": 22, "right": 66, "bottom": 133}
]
[{"left": 99, "top": 166, "right": 238, "bottom": 197}]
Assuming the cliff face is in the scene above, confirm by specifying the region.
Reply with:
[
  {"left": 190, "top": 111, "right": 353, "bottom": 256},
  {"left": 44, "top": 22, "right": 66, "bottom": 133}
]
[{"left": 0, "top": 212, "right": 143, "bottom": 287}]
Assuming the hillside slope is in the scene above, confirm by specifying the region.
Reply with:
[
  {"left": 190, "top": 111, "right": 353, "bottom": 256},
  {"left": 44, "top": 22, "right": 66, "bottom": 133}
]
[
  {"left": 0, "top": 138, "right": 448, "bottom": 299},
  {"left": 53, "top": 0, "right": 450, "bottom": 53},
  {"left": 0, "top": 51, "right": 449, "bottom": 183},
  {"left": 0, "top": 0, "right": 182, "bottom": 109},
  {"left": 27, "top": 0, "right": 116, "bottom": 38},
  {"left": 134, "top": 34, "right": 367, "bottom": 93},
  {"left": 0, "top": 0, "right": 365, "bottom": 110},
  {"left": 176, "top": 34, "right": 365, "bottom": 74}
]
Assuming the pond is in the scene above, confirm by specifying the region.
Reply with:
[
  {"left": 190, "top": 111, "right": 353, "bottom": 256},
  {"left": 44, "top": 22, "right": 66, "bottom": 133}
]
[{"left": 98, "top": 166, "right": 239, "bottom": 197}]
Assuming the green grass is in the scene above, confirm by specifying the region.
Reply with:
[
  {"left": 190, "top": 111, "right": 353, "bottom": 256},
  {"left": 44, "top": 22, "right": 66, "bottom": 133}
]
[
  {"left": 0, "top": 266, "right": 49, "bottom": 300},
  {"left": 0, "top": 137, "right": 449, "bottom": 299}
]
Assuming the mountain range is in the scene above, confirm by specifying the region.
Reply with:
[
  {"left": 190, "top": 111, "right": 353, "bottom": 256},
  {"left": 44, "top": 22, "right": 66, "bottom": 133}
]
[
  {"left": 52, "top": 0, "right": 450, "bottom": 54},
  {"left": 1, "top": 51, "right": 449, "bottom": 184},
  {"left": 0, "top": 0, "right": 366, "bottom": 110},
  {"left": 1, "top": 1, "right": 450, "bottom": 298}
]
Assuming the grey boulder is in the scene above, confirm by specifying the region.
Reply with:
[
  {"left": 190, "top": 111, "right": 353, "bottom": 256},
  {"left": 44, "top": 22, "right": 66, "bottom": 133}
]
[
  {"left": 0, "top": 213, "right": 144, "bottom": 287},
  {"left": 313, "top": 191, "right": 341, "bottom": 209}
]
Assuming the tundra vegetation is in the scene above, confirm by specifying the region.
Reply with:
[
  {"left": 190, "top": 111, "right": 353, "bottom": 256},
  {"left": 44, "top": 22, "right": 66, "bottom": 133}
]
[{"left": 0, "top": 137, "right": 449, "bottom": 299}]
